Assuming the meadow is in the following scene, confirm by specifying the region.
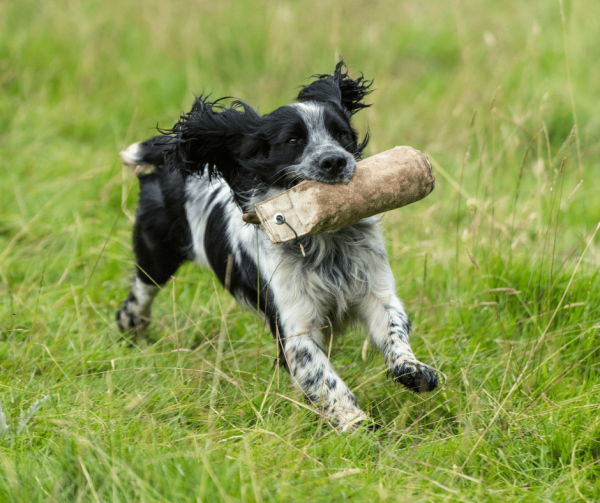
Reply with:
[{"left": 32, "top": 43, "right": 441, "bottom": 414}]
[{"left": 1, "top": 0, "right": 600, "bottom": 500}]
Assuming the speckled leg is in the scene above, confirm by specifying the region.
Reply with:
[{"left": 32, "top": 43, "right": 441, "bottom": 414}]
[
  {"left": 278, "top": 319, "right": 367, "bottom": 431},
  {"left": 359, "top": 293, "right": 438, "bottom": 393}
]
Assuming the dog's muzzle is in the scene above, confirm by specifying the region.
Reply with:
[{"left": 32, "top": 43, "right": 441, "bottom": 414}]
[{"left": 316, "top": 150, "right": 356, "bottom": 184}]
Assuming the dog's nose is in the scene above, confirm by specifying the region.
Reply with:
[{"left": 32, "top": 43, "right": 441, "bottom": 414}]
[{"left": 319, "top": 154, "right": 347, "bottom": 175}]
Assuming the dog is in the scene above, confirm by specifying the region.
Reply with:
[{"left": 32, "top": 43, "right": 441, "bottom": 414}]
[{"left": 116, "top": 60, "right": 438, "bottom": 431}]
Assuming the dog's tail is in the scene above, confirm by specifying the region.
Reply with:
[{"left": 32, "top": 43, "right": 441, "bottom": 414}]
[{"left": 120, "top": 135, "right": 175, "bottom": 176}]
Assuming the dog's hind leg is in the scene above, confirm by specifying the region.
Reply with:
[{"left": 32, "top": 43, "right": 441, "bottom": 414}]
[
  {"left": 116, "top": 191, "right": 189, "bottom": 332},
  {"left": 116, "top": 275, "right": 160, "bottom": 332},
  {"left": 116, "top": 147, "right": 191, "bottom": 332},
  {"left": 116, "top": 201, "right": 188, "bottom": 332}
]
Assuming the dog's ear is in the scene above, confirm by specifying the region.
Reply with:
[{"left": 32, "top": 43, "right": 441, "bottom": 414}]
[
  {"left": 162, "top": 96, "right": 261, "bottom": 189},
  {"left": 296, "top": 59, "right": 374, "bottom": 116}
]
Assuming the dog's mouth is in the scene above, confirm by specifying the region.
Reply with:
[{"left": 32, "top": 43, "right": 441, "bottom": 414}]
[
  {"left": 314, "top": 165, "right": 357, "bottom": 185},
  {"left": 287, "top": 160, "right": 357, "bottom": 187}
]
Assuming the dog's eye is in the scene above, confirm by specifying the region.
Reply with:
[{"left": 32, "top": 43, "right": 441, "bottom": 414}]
[
  {"left": 336, "top": 131, "right": 348, "bottom": 139},
  {"left": 286, "top": 137, "right": 299, "bottom": 145}
]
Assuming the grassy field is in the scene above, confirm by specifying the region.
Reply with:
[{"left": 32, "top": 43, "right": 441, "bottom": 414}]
[{"left": 1, "top": 0, "right": 600, "bottom": 500}]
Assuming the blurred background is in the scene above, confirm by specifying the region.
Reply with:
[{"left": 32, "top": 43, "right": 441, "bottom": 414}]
[{"left": 1, "top": 0, "right": 600, "bottom": 500}]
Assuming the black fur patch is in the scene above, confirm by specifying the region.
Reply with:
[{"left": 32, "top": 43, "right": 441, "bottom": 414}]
[{"left": 133, "top": 165, "right": 192, "bottom": 285}]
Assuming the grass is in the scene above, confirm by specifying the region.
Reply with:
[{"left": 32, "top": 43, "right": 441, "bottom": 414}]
[{"left": 1, "top": 0, "right": 600, "bottom": 500}]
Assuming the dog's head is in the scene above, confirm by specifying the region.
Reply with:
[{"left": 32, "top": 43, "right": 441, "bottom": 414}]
[{"left": 164, "top": 60, "right": 373, "bottom": 210}]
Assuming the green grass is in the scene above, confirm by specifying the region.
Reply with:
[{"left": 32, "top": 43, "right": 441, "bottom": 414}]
[{"left": 1, "top": 0, "right": 600, "bottom": 501}]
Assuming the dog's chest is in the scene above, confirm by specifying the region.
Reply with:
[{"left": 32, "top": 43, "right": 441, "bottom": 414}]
[{"left": 267, "top": 226, "right": 385, "bottom": 319}]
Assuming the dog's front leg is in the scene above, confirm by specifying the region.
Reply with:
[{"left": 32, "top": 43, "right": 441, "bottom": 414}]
[
  {"left": 359, "top": 291, "right": 438, "bottom": 393},
  {"left": 279, "top": 320, "right": 367, "bottom": 431}
]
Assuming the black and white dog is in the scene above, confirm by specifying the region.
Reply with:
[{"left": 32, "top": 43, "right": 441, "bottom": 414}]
[{"left": 116, "top": 61, "right": 438, "bottom": 431}]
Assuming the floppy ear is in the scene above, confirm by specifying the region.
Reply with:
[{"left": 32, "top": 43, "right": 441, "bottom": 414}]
[
  {"left": 162, "top": 95, "right": 261, "bottom": 189},
  {"left": 296, "top": 59, "right": 374, "bottom": 116}
]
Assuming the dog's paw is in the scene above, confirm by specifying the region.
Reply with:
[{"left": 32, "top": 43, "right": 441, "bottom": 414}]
[
  {"left": 391, "top": 359, "right": 438, "bottom": 393},
  {"left": 335, "top": 411, "right": 369, "bottom": 433},
  {"left": 334, "top": 415, "right": 382, "bottom": 434},
  {"left": 116, "top": 306, "right": 151, "bottom": 333}
]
